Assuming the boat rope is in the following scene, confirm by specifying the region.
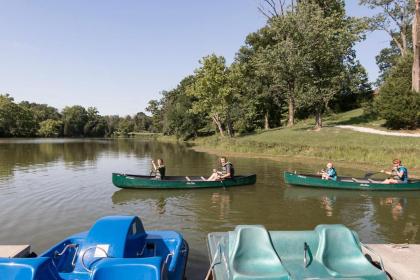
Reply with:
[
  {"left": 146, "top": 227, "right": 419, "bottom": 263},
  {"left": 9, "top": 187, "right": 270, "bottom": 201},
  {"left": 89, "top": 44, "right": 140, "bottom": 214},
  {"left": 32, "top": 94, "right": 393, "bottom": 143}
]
[{"left": 204, "top": 242, "right": 221, "bottom": 280}]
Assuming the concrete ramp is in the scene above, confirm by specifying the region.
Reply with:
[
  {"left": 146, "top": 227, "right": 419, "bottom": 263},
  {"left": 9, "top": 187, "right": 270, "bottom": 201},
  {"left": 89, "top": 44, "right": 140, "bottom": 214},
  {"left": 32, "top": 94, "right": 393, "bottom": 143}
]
[
  {"left": 0, "top": 245, "right": 31, "bottom": 258},
  {"left": 366, "top": 244, "right": 420, "bottom": 280}
]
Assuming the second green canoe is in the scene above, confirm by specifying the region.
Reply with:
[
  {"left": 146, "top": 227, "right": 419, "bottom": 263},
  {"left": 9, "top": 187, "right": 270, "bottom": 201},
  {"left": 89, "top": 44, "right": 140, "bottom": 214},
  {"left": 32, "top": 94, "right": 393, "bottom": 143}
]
[
  {"left": 112, "top": 173, "right": 256, "bottom": 189},
  {"left": 284, "top": 171, "right": 420, "bottom": 191}
]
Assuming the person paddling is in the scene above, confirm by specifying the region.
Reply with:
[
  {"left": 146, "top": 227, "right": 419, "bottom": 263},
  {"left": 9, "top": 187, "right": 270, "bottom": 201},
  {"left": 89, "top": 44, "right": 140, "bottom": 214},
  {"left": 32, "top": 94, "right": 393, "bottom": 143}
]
[
  {"left": 320, "top": 162, "right": 337, "bottom": 181},
  {"left": 152, "top": 158, "right": 166, "bottom": 180},
  {"left": 381, "top": 159, "right": 408, "bottom": 184},
  {"left": 207, "top": 157, "right": 235, "bottom": 181}
]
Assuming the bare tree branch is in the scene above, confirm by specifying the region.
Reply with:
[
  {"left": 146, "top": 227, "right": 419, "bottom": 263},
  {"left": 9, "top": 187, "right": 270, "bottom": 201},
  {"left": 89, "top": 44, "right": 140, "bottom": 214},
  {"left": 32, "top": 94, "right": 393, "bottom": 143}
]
[{"left": 258, "top": 0, "right": 289, "bottom": 18}]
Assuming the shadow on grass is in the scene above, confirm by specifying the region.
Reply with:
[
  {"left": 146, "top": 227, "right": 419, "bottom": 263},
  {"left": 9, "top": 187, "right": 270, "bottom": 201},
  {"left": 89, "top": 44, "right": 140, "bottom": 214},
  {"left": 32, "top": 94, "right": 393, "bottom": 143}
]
[
  {"left": 237, "top": 127, "right": 285, "bottom": 137},
  {"left": 331, "top": 114, "right": 376, "bottom": 125}
]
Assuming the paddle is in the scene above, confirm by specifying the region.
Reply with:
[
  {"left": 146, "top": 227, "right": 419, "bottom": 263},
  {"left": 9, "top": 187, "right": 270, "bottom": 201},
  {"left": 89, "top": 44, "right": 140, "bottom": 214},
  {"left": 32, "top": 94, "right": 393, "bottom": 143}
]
[
  {"left": 364, "top": 171, "right": 381, "bottom": 179},
  {"left": 220, "top": 178, "right": 227, "bottom": 189}
]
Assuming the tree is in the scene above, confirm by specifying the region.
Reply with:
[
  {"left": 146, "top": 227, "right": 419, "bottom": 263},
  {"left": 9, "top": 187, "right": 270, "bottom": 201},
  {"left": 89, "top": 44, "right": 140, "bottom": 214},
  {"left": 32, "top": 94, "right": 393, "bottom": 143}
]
[
  {"left": 83, "top": 107, "right": 107, "bottom": 137},
  {"left": 254, "top": 15, "right": 306, "bottom": 127},
  {"left": 376, "top": 53, "right": 420, "bottom": 128},
  {"left": 295, "top": 1, "right": 366, "bottom": 128},
  {"left": 413, "top": 0, "right": 420, "bottom": 90},
  {"left": 133, "top": 112, "right": 152, "bottom": 132},
  {"left": 156, "top": 76, "right": 207, "bottom": 139},
  {"left": 116, "top": 116, "right": 135, "bottom": 136},
  {"left": 235, "top": 26, "right": 283, "bottom": 130},
  {"left": 360, "top": 0, "right": 414, "bottom": 56},
  {"left": 38, "top": 119, "right": 63, "bottom": 137},
  {"left": 0, "top": 94, "right": 17, "bottom": 136},
  {"left": 0, "top": 95, "right": 37, "bottom": 136},
  {"left": 255, "top": 1, "right": 366, "bottom": 128},
  {"left": 61, "top": 106, "right": 88, "bottom": 137},
  {"left": 375, "top": 39, "right": 405, "bottom": 84},
  {"left": 187, "top": 54, "right": 234, "bottom": 137},
  {"left": 146, "top": 99, "right": 163, "bottom": 133},
  {"left": 103, "top": 115, "right": 120, "bottom": 137},
  {"left": 19, "top": 102, "right": 61, "bottom": 123}
]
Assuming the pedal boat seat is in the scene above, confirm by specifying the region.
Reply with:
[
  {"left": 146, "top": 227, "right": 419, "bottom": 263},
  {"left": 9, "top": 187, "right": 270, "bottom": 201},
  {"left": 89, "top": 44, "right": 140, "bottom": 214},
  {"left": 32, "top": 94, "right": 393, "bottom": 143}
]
[
  {"left": 228, "top": 225, "right": 290, "bottom": 280},
  {"left": 315, "top": 225, "right": 387, "bottom": 279}
]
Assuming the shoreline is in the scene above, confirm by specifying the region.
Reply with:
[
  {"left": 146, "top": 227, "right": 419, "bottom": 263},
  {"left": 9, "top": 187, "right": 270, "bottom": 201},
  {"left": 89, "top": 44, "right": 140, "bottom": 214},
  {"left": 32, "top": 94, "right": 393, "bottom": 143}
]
[{"left": 190, "top": 145, "right": 420, "bottom": 178}]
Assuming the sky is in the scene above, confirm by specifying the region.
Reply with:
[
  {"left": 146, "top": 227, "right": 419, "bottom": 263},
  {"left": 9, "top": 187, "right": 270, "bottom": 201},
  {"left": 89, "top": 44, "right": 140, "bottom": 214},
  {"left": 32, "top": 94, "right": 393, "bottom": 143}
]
[{"left": 0, "top": 0, "right": 389, "bottom": 116}]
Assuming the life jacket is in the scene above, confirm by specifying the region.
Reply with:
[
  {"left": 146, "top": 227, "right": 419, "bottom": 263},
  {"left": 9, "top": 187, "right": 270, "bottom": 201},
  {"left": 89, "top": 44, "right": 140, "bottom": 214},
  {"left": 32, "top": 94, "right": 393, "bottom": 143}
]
[
  {"left": 222, "top": 162, "right": 234, "bottom": 178},
  {"left": 156, "top": 165, "right": 166, "bottom": 180},
  {"left": 396, "top": 166, "right": 408, "bottom": 182}
]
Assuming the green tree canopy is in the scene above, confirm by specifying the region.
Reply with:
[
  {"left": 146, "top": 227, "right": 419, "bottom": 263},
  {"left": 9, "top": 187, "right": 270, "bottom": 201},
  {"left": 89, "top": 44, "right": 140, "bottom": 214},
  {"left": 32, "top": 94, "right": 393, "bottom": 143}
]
[{"left": 62, "top": 105, "right": 88, "bottom": 137}]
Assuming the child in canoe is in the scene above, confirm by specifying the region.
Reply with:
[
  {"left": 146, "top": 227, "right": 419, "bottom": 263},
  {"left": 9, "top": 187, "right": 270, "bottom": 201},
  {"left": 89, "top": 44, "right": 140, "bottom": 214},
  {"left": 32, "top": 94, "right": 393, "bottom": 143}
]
[
  {"left": 381, "top": 159, "right": 408, "bottom": 184},
  {"left": 320, "top": 162, "right": 337, "bottom": 181},
  {"left": 152, "top": 159, "right": 166, "bottom": 180}
]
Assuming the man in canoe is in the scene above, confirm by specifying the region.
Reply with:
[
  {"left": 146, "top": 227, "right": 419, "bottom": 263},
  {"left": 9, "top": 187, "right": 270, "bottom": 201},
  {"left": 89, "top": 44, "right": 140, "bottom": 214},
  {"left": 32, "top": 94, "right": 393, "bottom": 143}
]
[
  {"left": 320, "top": 162, "right": 337, "bottom": 181},
  {"left": 152, "top": 158, "right": 166, "bottom": 180},
  {"left": 381, "top": 159, "right": 408, "bottom": 184},
  {"left": 207, "top": 157, "right": 235, "bottom": 181}
]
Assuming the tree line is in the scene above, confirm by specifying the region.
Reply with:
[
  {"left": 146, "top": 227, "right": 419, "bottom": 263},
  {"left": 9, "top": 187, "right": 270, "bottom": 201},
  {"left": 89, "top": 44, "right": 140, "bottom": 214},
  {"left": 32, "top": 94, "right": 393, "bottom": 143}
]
[
  {"left": 0, "top": 94, "right": 156, "bottom": 137},
  {"left": 147, "top": 0, "right": 420, "bottom": 140},
  {"left": 2, "top": 1, "right": 418, "bottom": 138},
  {"left": 147, "top": 0, "right": 373, "bottom": 140}
]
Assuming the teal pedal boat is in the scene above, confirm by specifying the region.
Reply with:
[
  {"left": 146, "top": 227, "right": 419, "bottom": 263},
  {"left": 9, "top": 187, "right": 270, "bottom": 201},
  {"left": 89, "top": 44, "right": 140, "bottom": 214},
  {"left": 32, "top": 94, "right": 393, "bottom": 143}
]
[
  {"left": 207, "top": 224, "right": 388, "bottom": 280},
  {"left": 0, "top": 216, "right": 188, "bottom": 280}
]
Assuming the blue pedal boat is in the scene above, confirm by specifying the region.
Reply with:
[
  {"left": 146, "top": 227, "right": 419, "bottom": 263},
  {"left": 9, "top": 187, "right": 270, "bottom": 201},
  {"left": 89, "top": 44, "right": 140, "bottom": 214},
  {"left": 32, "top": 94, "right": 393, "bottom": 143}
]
[
  {"left": 207, "top": 224, "right": 388, "bottom": 280},
  {"left": 0, "top": 216, "right": 188, "bottom": 280}
]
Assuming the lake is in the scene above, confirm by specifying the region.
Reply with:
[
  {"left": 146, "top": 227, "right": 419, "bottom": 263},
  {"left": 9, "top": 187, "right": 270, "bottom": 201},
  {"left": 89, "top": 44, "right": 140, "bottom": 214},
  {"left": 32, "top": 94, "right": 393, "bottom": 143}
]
[{"left": 0, "top": 138, "right": 419, "bottom": 279}]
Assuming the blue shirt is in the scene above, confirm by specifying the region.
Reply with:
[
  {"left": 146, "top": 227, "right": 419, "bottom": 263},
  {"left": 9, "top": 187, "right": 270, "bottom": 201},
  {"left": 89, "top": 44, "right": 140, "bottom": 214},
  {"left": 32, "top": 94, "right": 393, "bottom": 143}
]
[
  {"left": 397, "top": 166, "right": 408, "bottom": 183},
  {"left": 327, "top": 167, "right": 337, "bottom": 181}
]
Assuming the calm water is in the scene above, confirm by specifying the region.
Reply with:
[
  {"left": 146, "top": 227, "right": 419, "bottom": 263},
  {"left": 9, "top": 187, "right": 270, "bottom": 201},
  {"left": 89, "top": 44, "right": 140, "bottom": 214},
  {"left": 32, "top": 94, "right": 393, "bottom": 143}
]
[{"left": 0, "top": 139, "right": 419, "bottom": 279}]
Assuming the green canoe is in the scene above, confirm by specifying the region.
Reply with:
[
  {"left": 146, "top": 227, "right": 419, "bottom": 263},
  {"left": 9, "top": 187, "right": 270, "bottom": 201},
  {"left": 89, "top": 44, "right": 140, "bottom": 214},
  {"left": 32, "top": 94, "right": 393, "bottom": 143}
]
[
  {"left": 112, "top": 173, "right": 256, "bottom": 189},
  {"left": 284, "top": 171, "right": 420, "bottom": 191},
  {"left": 207, "top": 224, "right": 387, "bottom": 280}
]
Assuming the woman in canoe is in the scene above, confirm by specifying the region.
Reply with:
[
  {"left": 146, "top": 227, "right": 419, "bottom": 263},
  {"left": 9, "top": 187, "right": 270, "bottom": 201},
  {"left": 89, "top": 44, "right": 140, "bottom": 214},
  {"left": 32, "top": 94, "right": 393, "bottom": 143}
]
[
  {"left": 151, "top": 158, "right": 166, "bottom": 180},
  {"left": 381, "top": 159, "right": 408, "bottom": 184},
  {"left": 320, "top": 162, "right": 337, "bottom": 181},
  {"left": 207, "top": 157, "right": 235, "bottom": 181}
]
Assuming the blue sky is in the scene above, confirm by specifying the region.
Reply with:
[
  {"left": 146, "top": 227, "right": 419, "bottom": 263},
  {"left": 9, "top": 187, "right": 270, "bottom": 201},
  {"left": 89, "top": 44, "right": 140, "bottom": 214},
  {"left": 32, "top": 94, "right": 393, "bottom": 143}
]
[{"left": 0, "top": 1, "right": 389, "bottom": 116}]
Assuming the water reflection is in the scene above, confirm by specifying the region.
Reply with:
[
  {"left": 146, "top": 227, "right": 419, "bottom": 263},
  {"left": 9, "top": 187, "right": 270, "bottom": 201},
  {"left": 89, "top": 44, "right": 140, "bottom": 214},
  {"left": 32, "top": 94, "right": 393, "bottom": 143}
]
[
  {"left": 210, "top": 192, "right": 232, "bottom": 220},
  {"left": 321, "top": 195, "right": 336, "bottom": 217}
]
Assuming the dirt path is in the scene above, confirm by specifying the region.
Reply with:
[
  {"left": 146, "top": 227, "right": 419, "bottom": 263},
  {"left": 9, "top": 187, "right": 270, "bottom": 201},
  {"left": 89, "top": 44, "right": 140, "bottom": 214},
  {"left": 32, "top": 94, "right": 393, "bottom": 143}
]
[{"left": 336, "top": 125, "right": 420, "bottom": 138}]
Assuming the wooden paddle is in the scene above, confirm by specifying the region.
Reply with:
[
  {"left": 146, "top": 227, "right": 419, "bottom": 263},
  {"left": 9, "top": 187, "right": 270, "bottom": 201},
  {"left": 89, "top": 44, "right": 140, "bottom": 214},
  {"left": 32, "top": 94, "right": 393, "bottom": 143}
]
[{"left": 364, "top": 171, "right": 381, "bottom": 178}]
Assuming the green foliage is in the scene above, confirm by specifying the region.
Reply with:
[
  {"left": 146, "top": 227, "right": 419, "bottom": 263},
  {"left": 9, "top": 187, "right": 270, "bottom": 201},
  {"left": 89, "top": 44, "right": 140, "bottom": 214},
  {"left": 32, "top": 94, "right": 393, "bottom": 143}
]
[
  {"left": 146, "top": 99, "right": 163, "bottom": 133},
  {"left": 0, "top": 95, "right": 37, "bottom": 137},
  {"left": 83, "top": 107, "right": 107, "bottom": 137},
  {"left": 254, "top": 0, "right": 367, "bottom": 127},
  {"left": 331, "top": 58, "right": 373, "bottom": 112},
  {"left": 143, "top": 0, "right": 377, "bottom": 135},
  {"left": 375, "top": 54, "right": 420, "bottom": 129},
  {"left": 38, "top": 119, "right": 63, "bottom": 137},
  {"left": 116, "top": 116, "right": 135, "bottom": 136},
  {"left": 187, "top": 54, "right": 234, "bottom": 136},
  {"left": 375, "top": 39, "right": 408, "bottom": 85},
  {"left": 62, "top": 106, "right": 88, "bottom": 137},
  {"left": 159, "top": 76, "right": 207, "bottom": 139},
  {"left": 0, "top": 94, "right": 154, "bottom": 138},
  {"left": 133, "top": 112, "right": 152, "bottom": 132},
  {"left": 19, "top": 102, "right": 61, "bottom": 123}
]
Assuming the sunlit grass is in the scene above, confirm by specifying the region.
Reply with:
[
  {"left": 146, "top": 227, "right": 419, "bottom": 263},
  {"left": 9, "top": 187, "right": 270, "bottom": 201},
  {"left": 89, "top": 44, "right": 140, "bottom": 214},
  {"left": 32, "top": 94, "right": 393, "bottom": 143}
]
[{"left": 192, "top": 110, "right": 420, "bottom": 174}]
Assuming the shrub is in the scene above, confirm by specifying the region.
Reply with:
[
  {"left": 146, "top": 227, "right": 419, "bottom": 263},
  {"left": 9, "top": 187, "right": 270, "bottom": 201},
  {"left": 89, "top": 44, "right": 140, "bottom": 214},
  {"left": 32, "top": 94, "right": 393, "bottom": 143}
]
[
  {"left": 375, "top": 54, "right": 420, "bottom": 129},
  {"left": 38, "top": 119, "right": 63, "bottom": 137}
]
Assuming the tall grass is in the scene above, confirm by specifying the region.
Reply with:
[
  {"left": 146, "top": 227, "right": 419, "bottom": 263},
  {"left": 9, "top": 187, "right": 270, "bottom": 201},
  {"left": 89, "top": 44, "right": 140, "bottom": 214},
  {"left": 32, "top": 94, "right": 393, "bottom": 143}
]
[{"left": 194, "top": 127, "right": 420, "bottom": 171}]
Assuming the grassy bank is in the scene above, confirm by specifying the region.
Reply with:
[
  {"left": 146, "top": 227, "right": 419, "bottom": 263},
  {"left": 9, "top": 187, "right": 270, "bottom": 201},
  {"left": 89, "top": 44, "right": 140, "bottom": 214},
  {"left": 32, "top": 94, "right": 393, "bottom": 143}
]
[{"left": 188, "top": 110, "right": 420, "bottom": 177}]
